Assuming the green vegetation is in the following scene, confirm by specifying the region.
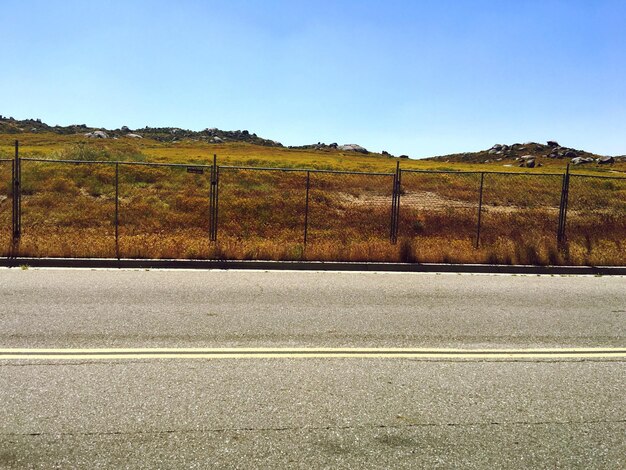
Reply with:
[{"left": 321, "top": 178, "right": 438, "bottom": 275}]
[{"left": 0, "top": 133, "right": 625, "bottom": 265}]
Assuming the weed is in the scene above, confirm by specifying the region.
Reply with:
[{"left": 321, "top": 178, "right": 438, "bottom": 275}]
[
  {"left": 398, "top": 238, "right": 417, "bottom": 263},
  {"left": 412, "top": 220, "right": 425, "bottom": 233}
]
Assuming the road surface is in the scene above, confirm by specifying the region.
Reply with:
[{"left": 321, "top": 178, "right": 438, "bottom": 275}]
[{"left": 0, "top": 269, "right": 624, "bottom": 468}]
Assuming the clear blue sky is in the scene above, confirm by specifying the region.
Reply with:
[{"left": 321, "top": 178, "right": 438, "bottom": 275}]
[{"left": 2, "top": 0, "right": 625, "bottom": 157}]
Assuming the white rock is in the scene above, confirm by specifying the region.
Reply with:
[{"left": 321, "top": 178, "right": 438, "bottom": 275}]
[
  {"left": 84, "top": 130, "right": 108, "bottom": 138},
  {"left": 338, "top": 144, "right": 368, "bottom": 153}
]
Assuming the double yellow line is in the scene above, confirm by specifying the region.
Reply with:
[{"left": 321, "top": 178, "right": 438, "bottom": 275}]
[{"left": 0, "top": 347, "right": 625, "bottom": 360}]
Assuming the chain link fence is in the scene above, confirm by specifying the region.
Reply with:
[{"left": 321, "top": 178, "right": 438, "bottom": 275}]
[
  {"left": 399, "top": 170, "right": 481, "bottom": 245},
  {"left": 20, "top": 159, "right": 116, "bottom": 258},
  {"left": 118, "top": 162, "right": 212, "bottom": 259},
  {"left": 218, "top": 167, "right": 307, "bottom": 245},
  {"left": 307, "top": 171, "right": 394, "bottom": 244},
  {"left": 215, "top": 168, "right": 394, "bottom": 258},
  {"left": 480, "top": 172, "right": 563, "bottom": 251},
  {"left": 0, "top": 160, "right": 12, "bottom": 255},
  {"left": 391, "top": 169, "right": 626, "bottom": 264},
  {"left": 3, "top": 146, "right": 626, "bottom": 264},
  {"left": 567, "top": 175, "right": 626, "bottom": 262}
]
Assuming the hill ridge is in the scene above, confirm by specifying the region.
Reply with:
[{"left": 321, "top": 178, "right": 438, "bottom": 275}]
[{"left": 1, "top": 115, "right": 622, "bottom": 162}]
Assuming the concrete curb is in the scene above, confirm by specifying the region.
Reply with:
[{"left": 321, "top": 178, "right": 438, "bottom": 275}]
[{"left": 1, "top": 257, "right": 625, "bottom": 275}]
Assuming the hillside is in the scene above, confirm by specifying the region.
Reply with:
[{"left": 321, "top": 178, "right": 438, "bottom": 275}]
[
  {"left": 0, "top": 115, "right": 283, "bottom": 147},
  {"left": 1, "top": 117, "right": 626, "bottom": 266},
  {"left": 427, "top": 141, "right": 622, "bottom": 168},
  {"left": 1, "top": 116, "right": 625, "bottom": 174}
]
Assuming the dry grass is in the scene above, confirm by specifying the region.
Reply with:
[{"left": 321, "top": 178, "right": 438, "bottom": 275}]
[{"left": 1, "top": 134, "right": 625, "bottom": 265}]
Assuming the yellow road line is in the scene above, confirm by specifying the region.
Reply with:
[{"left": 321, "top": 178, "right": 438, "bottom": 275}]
[{"left": 0, "top": 348, "right": 624, "bottom": 360}]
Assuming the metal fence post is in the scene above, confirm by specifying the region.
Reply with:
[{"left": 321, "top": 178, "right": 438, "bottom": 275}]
[
  {"left": 115, "top": 162, "right": 120, "bottom": 259},
  {"left": 12, "top": 140, "right": 21, "bottom": 247},
  {"left": 395, "top": 165, "right": 401, "bottom": 243},
  {"left": 475, "top": 172, "right": 485, "bottom": 248},
  {"left": 557, "top": 164, "right": 570, "bottom": 246},
  {"left": 209, "top": 154, "right": 219, "bottom": 241},
  {"left": 390, "top": 161, "right": 401, "bottom": 244},
  {"left": 214, "top": 164, "right": 220, "bottom": 241},
  {"left": 209, "top": 155, "right": 215, "bottom": 241},
  {"left": 303, "top": 170, "right": 311, "bottom": 246},
  {"left": 390, "top": 163, "right": 397, "bottom": 243}
]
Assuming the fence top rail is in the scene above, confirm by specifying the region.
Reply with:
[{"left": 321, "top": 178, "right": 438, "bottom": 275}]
[
  {"left": 569, "top": 172, "right": 626, "bottom": 181},
  {"left": 0, "top": 158, "right": 13, "bottom": 162},
  {"left": 20, "top": 157, "right": 393, "bottom": 176},
  {"left": 401, "top": 169, "right": 482, "bottom": 176},
  {"left": 16, "top": 156, "right": 626, "bottom": 180},
  {"left": 483, "top": 170, "right": 564, "bottom": 177},
  {"left": 220, "top": 165, "right": 394, "bottom": 176},
  {"left": 20, "top": 158, "right": 214, "bottom": 169},
  {"left": 400, "top": 168, "right": 564, "bottom": 177},
  {"left": 220, "top": 165, "right": 307, "bottom": 173},
  {"left": 310, "top": 168, "right": 394, "bottom": 177}
]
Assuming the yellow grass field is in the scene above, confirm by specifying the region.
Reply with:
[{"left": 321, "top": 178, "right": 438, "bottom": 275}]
[{"left": 1, "top": 133, "right": 625, "bottom": 265}]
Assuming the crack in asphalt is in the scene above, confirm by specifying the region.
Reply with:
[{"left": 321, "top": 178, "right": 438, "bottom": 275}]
[
  {"left": 1, "top": 357, "right": 625, "bottom": 367},
  {"left": 2, "top": 419, "right": 625, "bottom": 438}
]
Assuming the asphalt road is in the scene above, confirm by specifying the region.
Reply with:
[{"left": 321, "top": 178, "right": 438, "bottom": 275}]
[{"left": 0, "top": 269, "right": 625, "bottom": 468}]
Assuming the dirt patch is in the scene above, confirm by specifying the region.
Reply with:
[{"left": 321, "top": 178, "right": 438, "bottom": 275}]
[
  {"left": 338, "top": 190, "right": 560, "bottom": 214},
  {"left": 337, "top": 192, "right": 391, "bottom": 208},
  {"left": 401, "top": 191, "right": 476, "bottom": 210},
  {"left": 337, "top": 190, "right": 476, "bottom": 210}
]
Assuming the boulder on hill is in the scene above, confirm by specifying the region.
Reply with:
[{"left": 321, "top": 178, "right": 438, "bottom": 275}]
[
  {"left": 339, "top": 144, "right": 368, "bottom": 153},
  {"left": 84, "top": 130, "right": 108, "bottom": 139},
  {"left": 517, "top": 155, "right": 541, "bottom": 168},
  {"left": 597, "top": 156, "right": 615, "bottom": 164},
  {"left": 571, "top": 157, "right": 594, "bottom": 165},
  {"left": 126, "top": 133, "right": 143, "bottom": 139},
  {"left": 547, "top": 140, "right": 560, "bottom": 147},
  {"left": 547, "top": 147, "right": 578, "bottom": 159}
]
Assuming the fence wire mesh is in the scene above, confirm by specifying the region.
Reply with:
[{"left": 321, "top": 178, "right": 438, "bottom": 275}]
[
  {"left": 3, "top": 150, "right": 626, "bottom": 264},
  {"left": 19, "top": 160, "right": 116, "bottom": 258},
  {"left": 0, "top": 160, "right": 11, "bottom": 255},
  {"left": 566, "top": 174, "right": 626, "bottom": 264},
  {"left": 217, "top": 168, "right": 307, "bottom": 247},
  {"left": 480, "top": 173, "right": 563, "bottom": 254},
  {"left": 399, "top": 171, "right": 482, "bottom": 246},
  {"left": 118, "top": 163, "right": 212, "bottom": 259},
  {"left": 307, "top": 171, "right": 394, "bottom": 243}
]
